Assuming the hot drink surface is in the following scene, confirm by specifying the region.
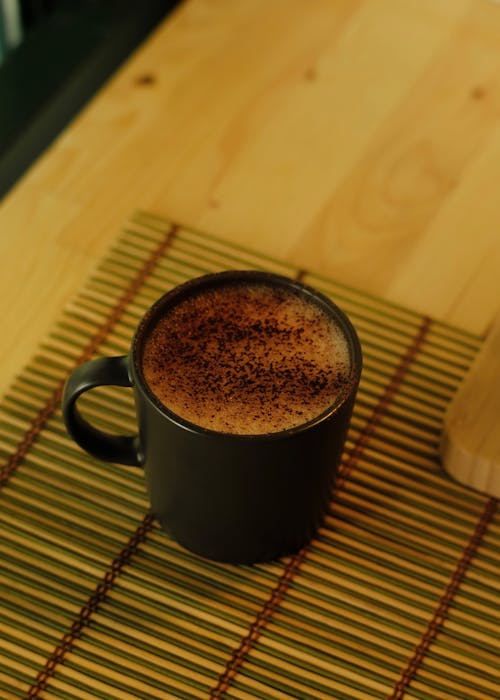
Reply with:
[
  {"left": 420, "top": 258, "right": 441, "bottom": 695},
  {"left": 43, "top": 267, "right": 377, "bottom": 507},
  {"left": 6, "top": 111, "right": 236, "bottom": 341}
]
[{"left": 141, "top": 280, "right": 351, "bottom": 434}]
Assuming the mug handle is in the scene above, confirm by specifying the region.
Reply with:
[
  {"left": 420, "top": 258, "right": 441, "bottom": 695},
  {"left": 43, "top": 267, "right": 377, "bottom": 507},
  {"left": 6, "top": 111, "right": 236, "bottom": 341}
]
[{"left": 62, "top": 355, "right": 143, "bottom": 467}]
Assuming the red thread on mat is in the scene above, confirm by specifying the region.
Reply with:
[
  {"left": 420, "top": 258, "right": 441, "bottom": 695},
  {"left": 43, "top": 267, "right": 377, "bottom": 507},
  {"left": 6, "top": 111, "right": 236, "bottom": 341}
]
[
  {"left": 0, "top": 223, "right": 178, "bottom": 489},
  {"left": 209, "top": 547, "right": 307, "bottom": 699},
  {"left": 26, "top": 511, "right": 155, "bottom": 699},
  {"left": 388, "top": 495, "right": 498, "bottom": 700},
  {"left": 209, "top": 315, "right": 432, "bottom": 698},
  {"left": 337, "top": 315, "right": 431, "bottom": 489}
]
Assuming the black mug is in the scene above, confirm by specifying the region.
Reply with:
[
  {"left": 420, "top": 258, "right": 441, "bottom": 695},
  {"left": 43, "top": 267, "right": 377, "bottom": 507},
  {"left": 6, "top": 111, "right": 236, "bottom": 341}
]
[{"left": 62, "top": 271, "right": 362, "bottom": 564}]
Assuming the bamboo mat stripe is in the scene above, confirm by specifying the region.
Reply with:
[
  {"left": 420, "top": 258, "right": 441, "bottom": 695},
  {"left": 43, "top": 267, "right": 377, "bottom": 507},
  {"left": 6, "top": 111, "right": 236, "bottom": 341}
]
[
  {"left": 209, "top": 548, "right": 308, "bottom": 699},
  {"left": 27, "top": 512, "right": 155, "bottom": 698},
  {"left": 0, "top": 211, "right": 498, "bottom": 700},
  {"left": 388, "top": 495, "right": 498, "bottom": 700}
]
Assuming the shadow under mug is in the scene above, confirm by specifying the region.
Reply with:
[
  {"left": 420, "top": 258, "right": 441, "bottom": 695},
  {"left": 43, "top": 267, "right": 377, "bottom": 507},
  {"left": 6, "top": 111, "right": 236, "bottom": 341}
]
[{"left": 62, "top": 270, "right": 362, "bottom": 564}]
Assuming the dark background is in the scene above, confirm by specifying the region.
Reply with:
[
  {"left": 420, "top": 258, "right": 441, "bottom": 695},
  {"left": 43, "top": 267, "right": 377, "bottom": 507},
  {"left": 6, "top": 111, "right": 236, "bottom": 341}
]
[{"left": 0, "top": 0, "right": 180, "bottom": 199}]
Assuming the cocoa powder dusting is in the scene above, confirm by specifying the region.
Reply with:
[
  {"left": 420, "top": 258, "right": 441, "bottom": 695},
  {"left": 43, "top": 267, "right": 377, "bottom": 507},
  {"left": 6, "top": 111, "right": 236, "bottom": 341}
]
[{"left": 141, "top": 282, "right": 350, "bottom": 434}]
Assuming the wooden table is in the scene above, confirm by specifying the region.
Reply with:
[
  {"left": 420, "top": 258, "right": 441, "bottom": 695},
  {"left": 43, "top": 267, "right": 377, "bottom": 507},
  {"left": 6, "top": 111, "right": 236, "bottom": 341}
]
[{"left": 1, "top": 0, "right": 500, "bottom": 396}]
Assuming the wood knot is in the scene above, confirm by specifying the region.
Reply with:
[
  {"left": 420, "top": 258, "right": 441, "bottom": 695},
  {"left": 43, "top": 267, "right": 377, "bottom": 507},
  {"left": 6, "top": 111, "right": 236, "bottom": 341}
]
[
  {"left": 304, "top": 66, "right": 318, "bottom": 82},
  {"left": 135, "top": 73, "right": 156, "bottom": 86},
  {"left": 470, "top": 85, "right": 486, "bottom": 100}
]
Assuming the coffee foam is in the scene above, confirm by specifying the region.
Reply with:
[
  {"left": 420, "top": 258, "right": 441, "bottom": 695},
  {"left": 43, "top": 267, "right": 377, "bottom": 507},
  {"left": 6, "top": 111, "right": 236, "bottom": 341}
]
[{"left": 141, "top": 281, "right": 351, "bottom": 434}]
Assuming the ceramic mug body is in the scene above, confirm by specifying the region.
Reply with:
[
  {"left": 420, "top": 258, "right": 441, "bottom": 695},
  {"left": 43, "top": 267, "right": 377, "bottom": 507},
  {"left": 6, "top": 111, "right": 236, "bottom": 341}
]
[{"left": 62, "top": 271, "right": 362, "bottom": 563}]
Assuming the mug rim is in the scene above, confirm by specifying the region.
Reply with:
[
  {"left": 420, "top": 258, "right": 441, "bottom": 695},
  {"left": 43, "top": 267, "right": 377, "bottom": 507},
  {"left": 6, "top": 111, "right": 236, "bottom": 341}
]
[{"left": 130, "top": 270, "right": 362, "bottom": 440}]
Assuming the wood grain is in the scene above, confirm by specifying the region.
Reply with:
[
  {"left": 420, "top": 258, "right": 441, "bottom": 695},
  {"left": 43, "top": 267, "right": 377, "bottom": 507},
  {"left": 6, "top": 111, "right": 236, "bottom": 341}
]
[{"left": 1, "top": 0, "right": 500, "bottom": 394}]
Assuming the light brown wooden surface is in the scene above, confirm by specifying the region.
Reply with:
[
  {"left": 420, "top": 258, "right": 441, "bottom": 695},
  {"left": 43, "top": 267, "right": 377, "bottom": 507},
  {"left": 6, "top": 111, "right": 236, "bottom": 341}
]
[
  {"left": 1, "top": 0, "right": 500, "bottom": 396},
  {"left": 442, "top": 312, "right": 500, "bottom": 497}
]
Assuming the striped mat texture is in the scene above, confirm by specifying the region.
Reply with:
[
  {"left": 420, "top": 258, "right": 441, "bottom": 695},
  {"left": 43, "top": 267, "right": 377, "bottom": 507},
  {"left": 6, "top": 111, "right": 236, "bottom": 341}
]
[{"left": 0, "top": 212, "right": 498, "bottom": 700}]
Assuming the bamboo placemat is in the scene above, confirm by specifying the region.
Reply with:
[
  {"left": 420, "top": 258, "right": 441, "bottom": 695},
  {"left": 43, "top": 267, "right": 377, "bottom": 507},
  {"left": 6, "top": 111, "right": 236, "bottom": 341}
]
[{"left": 1, "top": 212, "right": 498, "bottom": 700}]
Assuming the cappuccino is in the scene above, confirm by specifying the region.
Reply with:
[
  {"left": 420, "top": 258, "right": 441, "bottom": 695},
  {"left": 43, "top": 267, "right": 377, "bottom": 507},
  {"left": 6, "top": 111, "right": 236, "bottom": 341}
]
[{"left": 141, "top": 278, "right": 352, "bottom": 434}]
